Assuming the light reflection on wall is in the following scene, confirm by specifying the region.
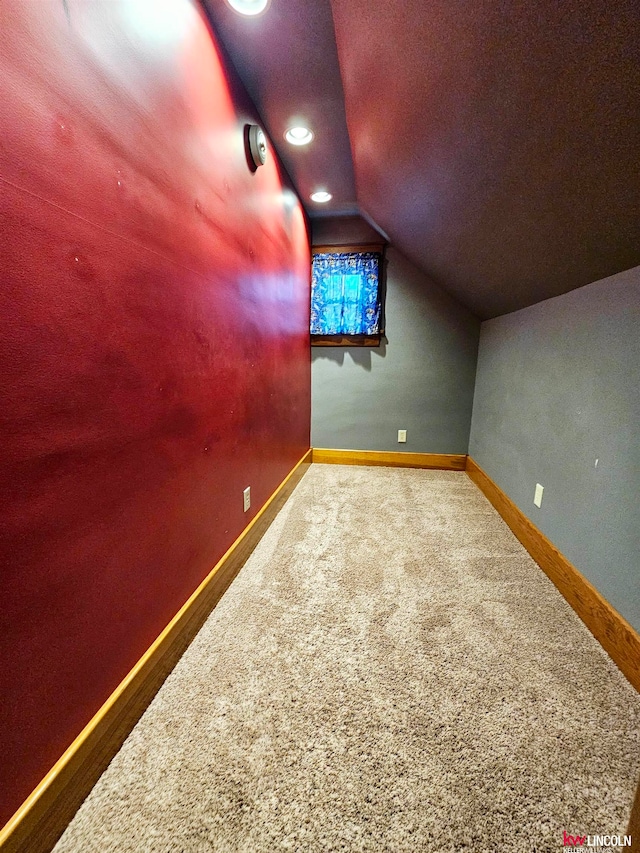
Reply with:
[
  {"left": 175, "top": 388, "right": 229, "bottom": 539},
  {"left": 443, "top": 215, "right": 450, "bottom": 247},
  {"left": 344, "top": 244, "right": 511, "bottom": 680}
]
[
  {"left": 122, "top": 0, "right": 196, "bottom": 45},
  {"left": 239, "top": 272, "right": 304, "bottom": 333}
]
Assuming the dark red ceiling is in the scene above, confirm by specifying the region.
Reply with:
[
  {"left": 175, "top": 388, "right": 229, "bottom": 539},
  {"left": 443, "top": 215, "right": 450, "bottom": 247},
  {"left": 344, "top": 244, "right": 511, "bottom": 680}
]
[{"left": 207, "top": 0, "right": 640, "bottom": 318}]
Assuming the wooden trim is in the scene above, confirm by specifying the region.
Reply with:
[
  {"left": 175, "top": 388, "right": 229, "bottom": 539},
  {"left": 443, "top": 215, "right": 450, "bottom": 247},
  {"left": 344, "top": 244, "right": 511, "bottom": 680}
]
[
  {"left": 466, "top": 456, "right": 640, "bottom": 694},
  {"left": 628, "top": 775, "right": 640, "bottom": 851},
  {"left": 311, "top": 334, "right": 381, "bottom": 347},
  {"left": 312, "top": 448, "right": 466, "bottom": 470},
  {"left": 312, "top": 243, "right": 384, "bottom": 255},
  {"left": 0, "top": 449, "right": 312, "bottom": 853}
]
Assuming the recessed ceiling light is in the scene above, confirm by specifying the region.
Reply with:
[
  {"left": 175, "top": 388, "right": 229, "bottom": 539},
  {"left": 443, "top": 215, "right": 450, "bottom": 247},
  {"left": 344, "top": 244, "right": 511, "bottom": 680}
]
[
  {"left": 310, "top": 191, "right": 332, "bottom": 203},
  {"left": 285, "top": 126, "right": 314, "bottom": 146},
  {"left": 226, "top": 0, "right": 269, "bottom": 16}
]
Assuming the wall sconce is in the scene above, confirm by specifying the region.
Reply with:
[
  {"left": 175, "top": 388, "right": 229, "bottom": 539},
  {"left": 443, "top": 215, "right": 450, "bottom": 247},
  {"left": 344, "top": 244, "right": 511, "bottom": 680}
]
[{"left": 245, "top": 124, "right": 267, "bottom": 171}]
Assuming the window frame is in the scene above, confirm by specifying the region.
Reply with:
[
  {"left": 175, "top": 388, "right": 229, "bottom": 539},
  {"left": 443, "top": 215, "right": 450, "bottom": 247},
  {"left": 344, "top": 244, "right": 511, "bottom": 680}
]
[{"left": 310, "top": 243, "right": 386, "bottom": 347}]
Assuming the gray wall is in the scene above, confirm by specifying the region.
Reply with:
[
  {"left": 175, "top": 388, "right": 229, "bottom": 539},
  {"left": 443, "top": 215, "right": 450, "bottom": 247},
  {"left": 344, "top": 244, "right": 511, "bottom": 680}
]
[
  {"left": 311, "top": 241, "right": 480, "bottom": 453},
  {"left": 469, "top": 266, "right": 640, "bottom": 632}
]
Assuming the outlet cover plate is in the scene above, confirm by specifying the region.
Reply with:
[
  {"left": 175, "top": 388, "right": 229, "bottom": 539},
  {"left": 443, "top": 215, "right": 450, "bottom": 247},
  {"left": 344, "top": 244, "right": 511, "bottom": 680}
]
[
  {"left": 534, "top": 483, "right": 544, "bottom": 508},
  {"left": 243, "top": 486, "right": 251, "bottom": 512}
]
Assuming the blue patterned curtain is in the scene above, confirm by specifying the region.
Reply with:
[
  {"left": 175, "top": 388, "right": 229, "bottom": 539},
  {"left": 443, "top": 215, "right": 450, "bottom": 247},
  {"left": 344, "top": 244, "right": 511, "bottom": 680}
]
[{"left": 310, "top": 252, "right": 381, "bottom": 335}]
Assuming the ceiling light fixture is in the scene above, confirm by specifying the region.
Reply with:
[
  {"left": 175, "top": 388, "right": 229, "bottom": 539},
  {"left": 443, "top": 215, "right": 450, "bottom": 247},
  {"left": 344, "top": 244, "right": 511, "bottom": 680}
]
[
  {"left": 310, "top": 191, "right": 332, "bottom": 203},
  {"left": 225, "top": 0, "right": 269, "bottom": 16},
  {"left": 285, "top": 126, "right": 314, "bottom": 146}
]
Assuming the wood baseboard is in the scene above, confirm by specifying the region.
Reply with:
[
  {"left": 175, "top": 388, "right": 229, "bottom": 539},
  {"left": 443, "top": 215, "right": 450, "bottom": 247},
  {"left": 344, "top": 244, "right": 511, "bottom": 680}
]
[
  {"left": 629, "top": 777, "right": 640, "bottom": 851},
  {"left": 0, "top": 449, "right": 312, "bottom": 853},
  {"left": 312, "top": 448, "right": 467, "bottom": 470},
  {"left": 466, "top": 456, "right": 640, "bottom": 694},
  {"left": 627, "top": 781, "right": 640, "bottom": 853}
]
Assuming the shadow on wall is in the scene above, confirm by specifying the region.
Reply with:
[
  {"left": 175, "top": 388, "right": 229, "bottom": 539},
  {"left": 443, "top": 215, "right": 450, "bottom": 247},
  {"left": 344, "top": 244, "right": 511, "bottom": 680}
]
[{"left": 311, "top": 337, "right": 388, "bottom": 372}]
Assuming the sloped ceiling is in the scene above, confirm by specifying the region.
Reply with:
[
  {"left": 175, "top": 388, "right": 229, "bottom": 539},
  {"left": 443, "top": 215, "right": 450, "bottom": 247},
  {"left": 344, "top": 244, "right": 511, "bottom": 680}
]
[
  {"left": 206, "top": 0, "right": 640, "bottom": 319},
  {"left": 206, "top": 0, "right": 358, "bottom": 216}
]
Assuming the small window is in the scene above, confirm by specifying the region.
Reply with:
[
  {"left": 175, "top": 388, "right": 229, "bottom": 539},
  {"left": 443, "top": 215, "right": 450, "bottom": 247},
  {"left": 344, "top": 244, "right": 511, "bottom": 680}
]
[{"left": 310, "top": 244, "right": 384, "bottom": 346}]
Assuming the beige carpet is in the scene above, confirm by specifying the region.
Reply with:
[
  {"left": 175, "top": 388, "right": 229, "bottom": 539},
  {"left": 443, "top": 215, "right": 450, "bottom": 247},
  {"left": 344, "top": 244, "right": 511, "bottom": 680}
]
[{"left": 54, "top": 465, "right": 640, "bottom": 852}]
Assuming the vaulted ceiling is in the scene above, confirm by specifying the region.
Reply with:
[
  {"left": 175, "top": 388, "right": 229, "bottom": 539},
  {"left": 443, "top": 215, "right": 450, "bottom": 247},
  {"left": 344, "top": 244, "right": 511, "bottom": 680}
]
[{"left": 205, "top": 0, "right": 640, "bottom": 319}]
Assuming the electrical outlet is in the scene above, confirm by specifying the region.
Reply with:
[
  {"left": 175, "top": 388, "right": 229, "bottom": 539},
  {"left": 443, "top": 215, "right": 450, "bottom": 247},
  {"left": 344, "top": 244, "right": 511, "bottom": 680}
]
[
  {"left": 243, "top": 486, "right": 251, "bottom": 512},
  {"left": 398, "top": 429, "right": 407, "bottom": 443},
  {"left": 534, "top": 483, "right": 543, "bottom": 508}
]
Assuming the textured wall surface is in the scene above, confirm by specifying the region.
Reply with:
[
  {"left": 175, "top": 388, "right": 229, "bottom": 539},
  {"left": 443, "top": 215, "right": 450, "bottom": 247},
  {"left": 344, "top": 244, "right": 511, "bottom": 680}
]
[
  {"left": 0, "top": 0, "right": 310, "bottom": 824},
  {"left": 469, "top": 266, "right": 640, "bottom": 632},
  {"left": 311, "top": 223, "right": 480, "bottom": 452}
]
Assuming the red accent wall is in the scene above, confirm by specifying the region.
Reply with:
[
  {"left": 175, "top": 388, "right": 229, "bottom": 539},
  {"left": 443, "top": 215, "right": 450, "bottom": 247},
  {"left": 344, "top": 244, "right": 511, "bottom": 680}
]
[{"left": 0, "top": 0, "right": 310, "bottom": 825}]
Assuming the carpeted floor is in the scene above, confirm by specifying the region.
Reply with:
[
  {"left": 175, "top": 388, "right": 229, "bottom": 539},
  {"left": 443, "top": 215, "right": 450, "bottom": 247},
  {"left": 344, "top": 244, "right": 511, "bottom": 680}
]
[{"left": 54, "top": 465, "right": 640, "bottom": 852}]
